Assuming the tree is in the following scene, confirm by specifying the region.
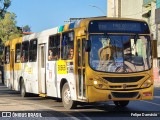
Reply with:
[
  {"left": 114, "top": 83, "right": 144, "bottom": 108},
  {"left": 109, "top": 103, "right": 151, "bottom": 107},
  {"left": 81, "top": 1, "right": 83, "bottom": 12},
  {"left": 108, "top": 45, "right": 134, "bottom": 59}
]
[
  {"left": 22, "top": 25, "right": 31, "bottom": 32},
  {"left": 0, "top": 0, "right": 11, "bottom": 19},
  {"left": 0, "top": 12, "right": 22, "bottom": 43}
]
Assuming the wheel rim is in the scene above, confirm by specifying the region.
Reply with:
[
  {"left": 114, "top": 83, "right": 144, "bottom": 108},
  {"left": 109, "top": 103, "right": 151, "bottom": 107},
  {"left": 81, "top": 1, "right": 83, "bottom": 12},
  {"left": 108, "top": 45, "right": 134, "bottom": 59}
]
[{"left": 64, "top": 88, "right": 71, "bottom": 104}]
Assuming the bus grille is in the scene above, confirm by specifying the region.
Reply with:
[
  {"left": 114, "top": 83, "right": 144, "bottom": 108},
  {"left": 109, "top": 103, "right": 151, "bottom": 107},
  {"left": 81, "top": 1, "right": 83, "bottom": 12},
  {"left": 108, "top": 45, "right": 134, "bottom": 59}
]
[
  {"left": 111, "top": 92, "right": 139, "bottom": 98},
  {"left": 103, "top": 76, "right": 144, "bottom": 83},
  {"left": 109, "top": 85, "right": 138, "bottom": 89}
]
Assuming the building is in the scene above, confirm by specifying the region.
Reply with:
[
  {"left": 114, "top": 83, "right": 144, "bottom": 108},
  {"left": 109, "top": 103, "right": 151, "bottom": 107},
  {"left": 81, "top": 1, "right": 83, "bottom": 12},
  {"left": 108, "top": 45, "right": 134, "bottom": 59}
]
[
  {"left": 107, "top": 0, "right": 158, "bottom": 40},
  {"left": 107, "top": 0, "right": 143, "bottom": 18},
  {"left": 155, "top": 0, "right": 160, "bottom": 65},
  {"left": 107, "top": 0, "right": 119, "bottom": 17}
]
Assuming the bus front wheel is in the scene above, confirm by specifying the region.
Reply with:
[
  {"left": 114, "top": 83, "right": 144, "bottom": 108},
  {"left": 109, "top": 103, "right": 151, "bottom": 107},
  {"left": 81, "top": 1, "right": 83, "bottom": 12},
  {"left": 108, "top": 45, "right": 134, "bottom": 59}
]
[
  {"left": 114, "top": 100, "right": 129, "bottom": 107},
  {"left": 62, "top": 83, "right": 77, "bottom": 109}
]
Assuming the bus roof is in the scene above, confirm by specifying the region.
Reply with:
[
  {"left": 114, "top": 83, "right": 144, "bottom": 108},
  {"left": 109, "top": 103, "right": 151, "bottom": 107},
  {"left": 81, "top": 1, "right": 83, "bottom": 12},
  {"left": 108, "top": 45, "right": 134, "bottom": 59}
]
[
  {"left": 22, "top": 17, "right": 149, "bottom": 39},
  {"left": 58, "top": 17, "right": 148, "bottom": 33}
]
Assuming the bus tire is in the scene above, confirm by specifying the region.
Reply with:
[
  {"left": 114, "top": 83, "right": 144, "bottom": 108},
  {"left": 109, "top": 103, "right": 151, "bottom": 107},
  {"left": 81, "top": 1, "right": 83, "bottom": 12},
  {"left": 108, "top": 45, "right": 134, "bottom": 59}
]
[
  {"left": 114, "top": 100, "right": 129, "bottom": 107},
  {"left": 20, "top": 80, "right": 28, "bottom": 97},
  {"left": 62, "top": 83, "right": 77, "bottom": 109}
]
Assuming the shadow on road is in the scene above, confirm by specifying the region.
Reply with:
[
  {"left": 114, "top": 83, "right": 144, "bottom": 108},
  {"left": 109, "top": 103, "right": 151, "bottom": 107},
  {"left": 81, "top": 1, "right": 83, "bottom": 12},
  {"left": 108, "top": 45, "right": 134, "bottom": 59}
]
[{"left": 0, "top": 83, "right": 20, "bottom": 95}]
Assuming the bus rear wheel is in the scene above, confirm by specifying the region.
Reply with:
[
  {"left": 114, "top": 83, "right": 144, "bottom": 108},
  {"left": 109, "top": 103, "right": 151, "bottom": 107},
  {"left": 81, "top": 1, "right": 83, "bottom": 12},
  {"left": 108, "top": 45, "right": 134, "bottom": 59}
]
[
  {"left": 20, "top": 79, "right": 28, "bottom": 97},
  {"left": 62, "top": 83, "right": 77, "bottom": 109},
  {"left": 114, "top": 100, "right": 129, "bottom": 107}
]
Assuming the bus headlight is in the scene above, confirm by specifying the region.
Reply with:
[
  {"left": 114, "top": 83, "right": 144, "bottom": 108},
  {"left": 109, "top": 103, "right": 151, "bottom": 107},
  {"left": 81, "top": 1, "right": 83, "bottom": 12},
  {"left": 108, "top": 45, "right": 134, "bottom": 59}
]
[
  {"left": 94, "top": 80, "right": 98, "bottom": 85},
  {"left": 93, "top": 80, "right": 108, "bottom": 89},
  {"left": 141, "top": 79, "right": 152, "bottom": 88}
]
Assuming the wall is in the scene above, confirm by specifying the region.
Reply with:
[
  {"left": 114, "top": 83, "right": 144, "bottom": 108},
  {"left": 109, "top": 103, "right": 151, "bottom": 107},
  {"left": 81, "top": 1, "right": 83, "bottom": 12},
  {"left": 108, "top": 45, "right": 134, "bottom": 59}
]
[{"left": 121, "top": 0, "right": 143, "bottom": 18}]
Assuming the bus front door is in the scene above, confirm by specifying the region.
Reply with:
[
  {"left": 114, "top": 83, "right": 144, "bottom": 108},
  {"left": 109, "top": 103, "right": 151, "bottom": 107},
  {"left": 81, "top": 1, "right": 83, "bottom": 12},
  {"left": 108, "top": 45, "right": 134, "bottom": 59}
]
[
  {"left": 38, "top": 44, "right": 46, "bottom": 94},
  {"left": 77, "top": 38, "right": 86, "bottom": 99}
]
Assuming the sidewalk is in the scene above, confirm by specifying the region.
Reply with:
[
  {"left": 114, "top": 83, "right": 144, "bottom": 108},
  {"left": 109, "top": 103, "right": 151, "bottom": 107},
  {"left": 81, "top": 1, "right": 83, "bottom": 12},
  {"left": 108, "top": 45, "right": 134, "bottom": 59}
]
[{"left": 154, "top": 76, "right": 160, "bottom": 88}]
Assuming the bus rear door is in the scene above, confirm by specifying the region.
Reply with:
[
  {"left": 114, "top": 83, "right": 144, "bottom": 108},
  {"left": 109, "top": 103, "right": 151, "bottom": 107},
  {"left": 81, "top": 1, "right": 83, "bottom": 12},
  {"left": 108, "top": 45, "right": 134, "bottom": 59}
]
[{"left": 38, "top": 44, "right": 47, "bottom": 95}]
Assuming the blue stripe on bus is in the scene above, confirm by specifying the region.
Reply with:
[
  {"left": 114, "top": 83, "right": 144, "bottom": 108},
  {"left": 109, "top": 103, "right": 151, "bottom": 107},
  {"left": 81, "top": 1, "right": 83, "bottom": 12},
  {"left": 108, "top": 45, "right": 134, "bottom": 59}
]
[{"left": 69, "top": 22, "right": 75, "bottom": 29}]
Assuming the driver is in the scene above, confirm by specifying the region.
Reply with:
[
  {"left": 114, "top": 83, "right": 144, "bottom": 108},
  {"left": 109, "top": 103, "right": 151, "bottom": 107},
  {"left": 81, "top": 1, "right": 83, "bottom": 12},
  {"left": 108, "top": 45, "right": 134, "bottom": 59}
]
[{"left": 98, "top": 38, "right": 112, "bottom": 71}]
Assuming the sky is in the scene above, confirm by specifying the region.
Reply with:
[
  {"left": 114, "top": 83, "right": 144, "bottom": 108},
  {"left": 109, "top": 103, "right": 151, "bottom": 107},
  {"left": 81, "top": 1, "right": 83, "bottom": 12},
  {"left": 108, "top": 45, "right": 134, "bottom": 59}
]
[{"left": 8, "top": 0, "right": 107, "bottom": 32}]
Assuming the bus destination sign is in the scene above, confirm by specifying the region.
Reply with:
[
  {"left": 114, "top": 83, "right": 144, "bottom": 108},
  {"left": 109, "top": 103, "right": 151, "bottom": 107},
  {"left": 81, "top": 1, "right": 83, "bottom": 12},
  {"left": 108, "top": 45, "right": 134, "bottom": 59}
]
[{"left": 89, "top": 20, "right": 150, "bottom": 34}]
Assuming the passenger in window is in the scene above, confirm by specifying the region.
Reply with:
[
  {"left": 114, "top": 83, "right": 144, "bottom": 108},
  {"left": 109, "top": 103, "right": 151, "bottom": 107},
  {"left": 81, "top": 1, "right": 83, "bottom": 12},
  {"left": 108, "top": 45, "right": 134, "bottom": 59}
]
[
  {"left": 97, "top": 38, "right": 112, "bottom": 71},
  {"left": 48, "top": 49, "right": 53, "bottom": 60},
  {"left": 16, "top": 53, "right": 21, "bottom": 63},
  {"left": 68, "top": 48, "right": 74, "bottom": 59},
  {"left": 21, "top": 56, "right": 24, "bottom": 62},
  {"left": 21, "top": 50, "right": 25, "bottom": 62},
  {"left": 52, "top": 50, "right": 59, "bottom": 60}
]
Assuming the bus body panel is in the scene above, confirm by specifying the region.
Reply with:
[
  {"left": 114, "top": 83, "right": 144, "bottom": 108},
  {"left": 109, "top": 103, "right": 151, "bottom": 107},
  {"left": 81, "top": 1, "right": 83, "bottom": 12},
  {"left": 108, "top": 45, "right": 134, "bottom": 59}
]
[
  {"left": 21, "top": 27, "right": 59, "bottom": 95},
  {"left": 46, "top": 61, "right": 58, "bottom": 97},
  {"left": 57, "top": 71, "right": 77, "bottom": 100},
  {"left": 21, "top": 62, "right": 39, "bottom": 94},
  {"left": 87, "top": 85, "right": 154, "bottom": 102}
]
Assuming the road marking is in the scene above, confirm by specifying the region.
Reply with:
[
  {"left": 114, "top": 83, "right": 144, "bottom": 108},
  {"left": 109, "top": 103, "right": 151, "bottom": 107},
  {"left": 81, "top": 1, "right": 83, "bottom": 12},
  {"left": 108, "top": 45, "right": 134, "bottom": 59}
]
[{"left": 142, "top": 100, "right": 160, "bottom": 107}]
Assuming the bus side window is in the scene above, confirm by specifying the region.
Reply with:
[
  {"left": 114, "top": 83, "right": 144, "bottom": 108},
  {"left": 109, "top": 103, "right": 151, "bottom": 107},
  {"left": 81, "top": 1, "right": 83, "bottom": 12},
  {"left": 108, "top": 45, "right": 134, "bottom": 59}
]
[
  {"left": 15, "top": 43, "right": 21, "bottom": 63},
  {"left": 48, "top": 35, "right": 60, "bottom": 60},
  {"left": 21, "top": 41, "right": 29, "bottom": 63},
  {"left": 29, "top": 39, "right": 37, "bottom": 62},
  {"left": 61, "top": 32, "right": 74, "bottom": 60},
  {"left": 4, "top": 46, "right": 10, "bottom": 64}
]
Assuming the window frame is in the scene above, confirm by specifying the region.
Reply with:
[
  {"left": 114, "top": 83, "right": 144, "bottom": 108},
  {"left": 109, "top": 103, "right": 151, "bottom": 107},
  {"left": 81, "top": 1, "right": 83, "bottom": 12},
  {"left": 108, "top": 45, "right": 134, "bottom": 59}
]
[
  {"left": 61, "top": 31, "right": 74, "bottom": 60},
  {"left": 21, "top": 41, "right": 29, "bottom": 63},
  {"left": 29, "top": 39, "right": 38, "bottom": 62},
  {"left": 48, "top": 34, "right": 60, "bottom": 61}
]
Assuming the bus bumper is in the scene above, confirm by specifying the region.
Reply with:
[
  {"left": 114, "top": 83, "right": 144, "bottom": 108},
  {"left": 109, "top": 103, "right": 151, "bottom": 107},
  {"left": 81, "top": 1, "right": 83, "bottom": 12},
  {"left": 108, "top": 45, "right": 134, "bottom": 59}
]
[{"left": 87, "top": 85, "right": 154, "bottom": 102}]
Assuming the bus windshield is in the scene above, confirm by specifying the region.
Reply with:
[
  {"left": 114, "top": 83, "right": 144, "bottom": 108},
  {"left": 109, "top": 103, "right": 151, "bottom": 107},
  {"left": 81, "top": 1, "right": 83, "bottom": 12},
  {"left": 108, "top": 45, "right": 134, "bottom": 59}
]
[{"left": 89, "top": 34, "right": 152, "bottom": 73}]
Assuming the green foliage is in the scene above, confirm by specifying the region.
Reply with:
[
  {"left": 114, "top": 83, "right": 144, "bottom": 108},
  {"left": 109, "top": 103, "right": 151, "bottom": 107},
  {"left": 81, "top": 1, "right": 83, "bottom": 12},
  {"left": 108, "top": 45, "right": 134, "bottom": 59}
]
[
  {"left": 22, "top": 25, "right": 31, "bottom": 32},
  {"left": 0, "top": 12, "right": 22, "bottom": 43},
  {"left": 0, "top": 0, "right": 11, "bottom": 19}
]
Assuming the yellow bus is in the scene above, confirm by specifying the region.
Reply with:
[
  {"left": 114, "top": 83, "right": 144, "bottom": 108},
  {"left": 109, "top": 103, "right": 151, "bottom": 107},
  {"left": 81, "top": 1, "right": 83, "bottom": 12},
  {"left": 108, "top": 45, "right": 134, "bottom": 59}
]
[{"left": 3, "top": 17, "right": 153, "bottom": 109}]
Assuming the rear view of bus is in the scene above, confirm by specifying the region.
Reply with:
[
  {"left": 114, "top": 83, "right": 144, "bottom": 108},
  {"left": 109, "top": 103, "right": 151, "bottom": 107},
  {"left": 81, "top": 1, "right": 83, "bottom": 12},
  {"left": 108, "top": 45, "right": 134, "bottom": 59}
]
[{"left": 84, "top": 18, "right": 153, "bottom": 107}]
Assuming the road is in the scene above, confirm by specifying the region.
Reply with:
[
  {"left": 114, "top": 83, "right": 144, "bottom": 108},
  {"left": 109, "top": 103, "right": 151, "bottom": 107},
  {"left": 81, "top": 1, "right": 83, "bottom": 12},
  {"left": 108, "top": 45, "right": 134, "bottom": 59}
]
[{"left": 0, "top": 82, "right": 160, "bottom": 120}]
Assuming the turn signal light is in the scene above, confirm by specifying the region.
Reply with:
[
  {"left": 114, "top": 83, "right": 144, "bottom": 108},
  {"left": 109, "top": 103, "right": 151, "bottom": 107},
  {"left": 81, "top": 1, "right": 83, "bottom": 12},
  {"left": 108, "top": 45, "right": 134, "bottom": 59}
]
[{"left": 143, "top": 92, "right": 152, "bottom": 96}]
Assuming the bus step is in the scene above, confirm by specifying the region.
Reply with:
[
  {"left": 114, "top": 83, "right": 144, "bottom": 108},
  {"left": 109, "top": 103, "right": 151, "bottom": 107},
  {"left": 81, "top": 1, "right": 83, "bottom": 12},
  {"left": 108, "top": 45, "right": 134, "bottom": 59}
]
[{"left": 39, "top": 93, "right": 47, "bottom": 97}]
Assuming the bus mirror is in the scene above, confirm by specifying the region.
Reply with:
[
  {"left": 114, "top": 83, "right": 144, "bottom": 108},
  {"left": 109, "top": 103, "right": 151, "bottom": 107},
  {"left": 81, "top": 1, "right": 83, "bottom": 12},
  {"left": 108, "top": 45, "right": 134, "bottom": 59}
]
[{"left": 85, "top": 40, "right": 91, "bottom": 52}]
